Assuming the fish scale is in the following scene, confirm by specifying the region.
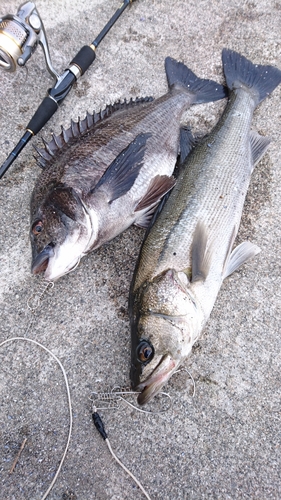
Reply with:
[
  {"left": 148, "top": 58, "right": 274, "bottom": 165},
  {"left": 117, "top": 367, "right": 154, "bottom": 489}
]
[
  {"left": 130, "top": 49, "right": 281, "bottom": 405},
  {"left": 30, "top": 57, "right": 227, "bottom": 281},
  {"left": 134, "top": 90, "right": 258, "bottom": 290}
]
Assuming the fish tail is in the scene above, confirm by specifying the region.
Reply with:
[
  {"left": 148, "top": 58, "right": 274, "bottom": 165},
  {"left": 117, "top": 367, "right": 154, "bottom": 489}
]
[
  {"left": 222, "top": 49, "right": 281, "bottom": 106},
  {"left": 165, "top": 57, "right": 227, "bottom": 103}
]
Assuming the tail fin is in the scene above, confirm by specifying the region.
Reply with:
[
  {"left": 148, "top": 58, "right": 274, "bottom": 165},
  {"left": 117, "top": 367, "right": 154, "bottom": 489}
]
[
  {"left": 222, "top": 49, "right": 281, "bottom": 106},
  {"left": 165, "top": 57, "right": 227, "bottom": 104}
]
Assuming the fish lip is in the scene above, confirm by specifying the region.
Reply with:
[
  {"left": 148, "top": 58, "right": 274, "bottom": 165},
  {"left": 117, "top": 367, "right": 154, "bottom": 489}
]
[
  {"left": 42, "top": 209, "right": 92, "bottom": 281},
  {"left": 136, "top": 354, "right": 178, "bottom": 405},
  {"left": 43, "top": 255, "right": 81, "bottom": 282},
  {"left": 31, "top": 244, "right": 55, "bottom": 275}
]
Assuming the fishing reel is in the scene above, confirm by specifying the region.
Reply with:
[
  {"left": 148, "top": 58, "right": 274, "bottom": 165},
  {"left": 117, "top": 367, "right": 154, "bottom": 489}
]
[{"left": 0, "top": 1, "right": 59, "bottom": 81}]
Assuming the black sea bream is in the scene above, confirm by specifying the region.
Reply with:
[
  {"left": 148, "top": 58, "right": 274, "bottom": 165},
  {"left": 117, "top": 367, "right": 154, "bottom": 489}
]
[
  {"left": 129, "top": 49, "right": 281, "bottom": 405},
  {"left": 30, "top": 57, "right": 226, "bottom": 281}
]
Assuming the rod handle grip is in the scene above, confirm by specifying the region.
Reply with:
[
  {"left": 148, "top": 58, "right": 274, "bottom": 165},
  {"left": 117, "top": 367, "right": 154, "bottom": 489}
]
[
  {"left": 70, "top": 45, "right": 96, "bottom": 75},
  {"left": 26, "top": 96, "right": 58, "bottom": 135}
]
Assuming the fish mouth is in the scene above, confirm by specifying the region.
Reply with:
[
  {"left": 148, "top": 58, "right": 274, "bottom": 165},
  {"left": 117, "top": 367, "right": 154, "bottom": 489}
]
[
  {"left": 33, "top": 224, "right": 91, "bottom": 281},
  {"left": 43, "top": 252, "right": 81, "bottom": 282},
  {"left": 136, "top": 354, "right": 178, "bottom": 405},
  {"left": 31, "top": 243, "right": 80, "bottom": 281},
  {"left": 31, "top": 244, "right": 55, "bottom": 275}
]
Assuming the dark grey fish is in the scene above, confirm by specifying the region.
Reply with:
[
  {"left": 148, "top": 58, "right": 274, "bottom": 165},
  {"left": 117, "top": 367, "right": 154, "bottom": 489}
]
[
  {"left": 30, "top": 57, "right": 227, "bottom": 281},
  {"left": 130, "top": 49, "right": 281, "bottom": 404}
]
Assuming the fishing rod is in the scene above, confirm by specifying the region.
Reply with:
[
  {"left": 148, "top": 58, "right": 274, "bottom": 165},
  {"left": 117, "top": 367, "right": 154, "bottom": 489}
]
[{"left": 0, "top": 0, "right": 136, "bottom": 180}]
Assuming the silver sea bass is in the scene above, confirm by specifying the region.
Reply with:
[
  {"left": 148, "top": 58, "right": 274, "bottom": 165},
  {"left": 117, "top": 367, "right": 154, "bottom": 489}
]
[
  {"left": 30, "top": 57, "right": 226, "bottom": 281},
  {"left": 130, "top": 49, "right": 281, "bottom": 405}
]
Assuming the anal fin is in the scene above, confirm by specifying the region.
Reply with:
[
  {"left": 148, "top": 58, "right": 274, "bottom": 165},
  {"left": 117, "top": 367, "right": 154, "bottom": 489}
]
[
  {"left": 250, "top": 130, "right": 270, "bottom": 167},
  {"left": 179, "top": 126, "right": 195, "bottom": 164},
  {"left": 223, "top": 241, "right": 260, "bottom": 279}
]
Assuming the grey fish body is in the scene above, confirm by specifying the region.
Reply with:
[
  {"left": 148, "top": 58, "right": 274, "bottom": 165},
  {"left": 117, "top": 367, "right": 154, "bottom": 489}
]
[
  {"left": 80, "top": 91, "right": 196, "bottom": 251},
  {"left": 30, "top": 58, "right": 226, "bottom": 281},
  {"left": 47, "top": 92, "right": 189, "bottom": 196},
  {"left": 134, "top": 90, "right": 255, "bottom": 306},
  {"left": 130, "top": 49, "right": 281, "bottom": 405}
]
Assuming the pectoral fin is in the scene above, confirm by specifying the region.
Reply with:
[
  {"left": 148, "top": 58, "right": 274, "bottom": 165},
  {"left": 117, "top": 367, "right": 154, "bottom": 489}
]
[
  {"left": 134, "top": 205, "right": 156, "bottom": 228},
  {"left": 137, "top": 186, "right": 174, "bottom": 229},
  {"left": 91, "top": 133, "right": 151, "bottom": 203},
  {"left": 191, "top": 221, "right": 211, "bottom": 282},
  {"left": 223, "top": 241, "right": 261, "bottom": 279}
]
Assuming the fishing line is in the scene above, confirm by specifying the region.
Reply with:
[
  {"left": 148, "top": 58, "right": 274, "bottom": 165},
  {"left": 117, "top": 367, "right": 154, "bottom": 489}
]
[
  {"left": 105, "top": 438, "right": 152, "bottom": 500},
  {"left": 0, "top": 336, "right": 73, "bottom": 500},
  {"left": 2, "top": 279, "right": 193, "bottom": 499},
  {"left": 0, "top": 280, "right": 74, "bottom": 499},
  {"left": 27, "top": 280, "right": 54, "bottom": 312},
  {"left": 1, "top": 281, "right": 154, "bottom": 499},
  {"left": 90, "top": 371, "right": 194, "bottom": 497},
  {"left": 89, "top": 387, "right": 175, "bottom": 499},
  {"left": 92, "top": 404, "right": 153, "bottom": 500},
  {"left": 174, "top": 367, "right": 196, "bottom": 397},
  {"left": 119, "top": 391, "right": 172, "bottom": 414},
  {"left": 63, "top": 256, "right": 81, "bottom": 277},
  {"left": 90, "top": 386, "right": 173, "bottom": 414}
]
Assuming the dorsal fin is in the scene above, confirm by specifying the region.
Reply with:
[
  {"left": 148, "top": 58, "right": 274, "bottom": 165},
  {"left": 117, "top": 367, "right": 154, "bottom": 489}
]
[{"left": 34, "top": 96, "right": 154, "bottom": 168}]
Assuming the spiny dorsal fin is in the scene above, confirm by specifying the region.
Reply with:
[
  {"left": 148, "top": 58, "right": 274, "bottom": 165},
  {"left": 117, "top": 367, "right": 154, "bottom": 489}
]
[{"left": 34, "top": 96, "right": 154, "bottom": 168}]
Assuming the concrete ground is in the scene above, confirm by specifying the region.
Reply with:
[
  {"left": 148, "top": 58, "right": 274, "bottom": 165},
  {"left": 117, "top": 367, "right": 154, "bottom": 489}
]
[{"left": 0, "top": 0, "right": 280, "bottom": 499}]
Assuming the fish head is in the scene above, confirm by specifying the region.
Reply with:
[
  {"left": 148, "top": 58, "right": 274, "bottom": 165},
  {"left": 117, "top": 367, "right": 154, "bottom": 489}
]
[
  {"left": 130, "top": 269, "right": 202, "bottom": 405},
  {"left": 30, "top": 184, "right": 93, "bottom": 281}
]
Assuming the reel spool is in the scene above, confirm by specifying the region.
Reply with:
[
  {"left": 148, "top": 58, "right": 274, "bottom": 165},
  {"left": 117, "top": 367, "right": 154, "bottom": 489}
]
[{"left": 0, "top": 1, "right": 59, "bottom": 80}]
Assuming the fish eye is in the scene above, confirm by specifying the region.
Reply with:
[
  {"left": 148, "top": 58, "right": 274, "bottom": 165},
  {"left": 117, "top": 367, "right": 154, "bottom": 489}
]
[
  {"left": 137, "top": 340, "right": 154, "bottom": 364},
  {"left": 32, "top": 220, "right": 43, "bottom": 235}
]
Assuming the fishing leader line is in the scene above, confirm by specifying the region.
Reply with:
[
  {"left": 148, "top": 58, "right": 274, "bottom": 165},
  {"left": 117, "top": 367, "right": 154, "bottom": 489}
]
[
  {"left": 89, "top": 377, "right": 195, "bottom": 500},
  {"left": 92, "top": 405, "right": 153, "bottom": 500},
  {"left": 1, "top": 279, "right": 195, "bottom": 499},
  {"left": 1, "top": 280, "right": 154, "bottom": 499}
]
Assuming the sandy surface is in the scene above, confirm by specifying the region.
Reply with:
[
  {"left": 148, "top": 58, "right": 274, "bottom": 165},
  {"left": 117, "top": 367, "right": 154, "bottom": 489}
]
[{"left": 0, "top": 1, "right": 280, "bottom": 499}]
